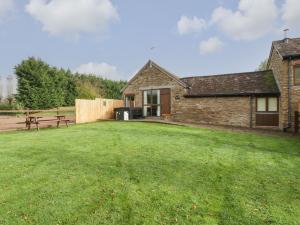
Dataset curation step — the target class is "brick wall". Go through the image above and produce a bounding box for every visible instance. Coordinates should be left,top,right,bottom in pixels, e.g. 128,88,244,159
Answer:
122,63,186,113
291,60,300,130
172,96,255,127
123,62,256,128
268,48,288,130
269,48,300,131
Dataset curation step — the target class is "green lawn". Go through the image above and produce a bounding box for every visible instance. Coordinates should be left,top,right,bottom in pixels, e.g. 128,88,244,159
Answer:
0,122,299,225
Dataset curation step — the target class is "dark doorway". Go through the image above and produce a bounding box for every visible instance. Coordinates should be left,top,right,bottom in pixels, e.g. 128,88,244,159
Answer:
125,94,135,108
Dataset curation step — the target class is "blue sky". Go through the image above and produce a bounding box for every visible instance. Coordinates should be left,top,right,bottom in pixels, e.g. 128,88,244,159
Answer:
0,0,300,87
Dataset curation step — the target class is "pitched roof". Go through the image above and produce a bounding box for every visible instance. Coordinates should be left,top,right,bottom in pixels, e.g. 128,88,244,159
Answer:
181,70,280,97
121,60,186,92
273,38,300,59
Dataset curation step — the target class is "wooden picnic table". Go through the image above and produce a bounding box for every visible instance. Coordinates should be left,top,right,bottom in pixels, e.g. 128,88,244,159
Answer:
56,115,66,120
29,116,43,123
26,116,43,129
26,115,70,130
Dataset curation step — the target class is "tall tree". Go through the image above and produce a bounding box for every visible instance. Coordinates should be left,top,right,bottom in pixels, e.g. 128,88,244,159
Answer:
257,59,268,71
15,58,126,109
15,57,77,109
74,74,126,100
99,78,127,99
64,70,77,105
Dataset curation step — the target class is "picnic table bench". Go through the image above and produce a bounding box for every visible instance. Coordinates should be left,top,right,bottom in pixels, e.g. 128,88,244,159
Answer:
26,115,70,130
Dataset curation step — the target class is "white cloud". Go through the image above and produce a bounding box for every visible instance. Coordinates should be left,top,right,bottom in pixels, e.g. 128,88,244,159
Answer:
0,0,14,18
199,37,224,55
211,0,277,40
74,62,123,80
177,16,206,35
25,0,119,37
282,0,300,32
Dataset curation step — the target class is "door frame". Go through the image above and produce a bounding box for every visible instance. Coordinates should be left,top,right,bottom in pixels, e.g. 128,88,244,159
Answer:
142,89,161,117
125,94,135,108
141,88,171,117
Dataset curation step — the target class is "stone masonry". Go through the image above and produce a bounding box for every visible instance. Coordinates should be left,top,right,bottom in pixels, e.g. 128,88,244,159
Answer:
172,96,256,127
122,61,186,114
122,38,300,131
268,48,300,131
122,61,257,128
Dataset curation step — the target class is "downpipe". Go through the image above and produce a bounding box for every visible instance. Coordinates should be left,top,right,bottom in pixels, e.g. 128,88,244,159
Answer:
284,57,292,132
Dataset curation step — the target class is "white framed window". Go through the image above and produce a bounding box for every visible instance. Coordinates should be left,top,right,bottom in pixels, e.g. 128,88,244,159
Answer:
257,98,266,112
143,90,160,117
268,97,278,112
257,97,278,112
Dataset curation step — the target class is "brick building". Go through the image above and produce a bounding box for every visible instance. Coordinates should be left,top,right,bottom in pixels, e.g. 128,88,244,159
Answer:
122,38,300,131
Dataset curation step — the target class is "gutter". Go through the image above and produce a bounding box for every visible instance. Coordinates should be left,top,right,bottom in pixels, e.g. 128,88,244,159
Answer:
184,93,280,98
249,95,253,128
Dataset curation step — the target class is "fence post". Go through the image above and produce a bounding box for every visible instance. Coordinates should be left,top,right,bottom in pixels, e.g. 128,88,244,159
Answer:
25,109,29,129
295,111,299,134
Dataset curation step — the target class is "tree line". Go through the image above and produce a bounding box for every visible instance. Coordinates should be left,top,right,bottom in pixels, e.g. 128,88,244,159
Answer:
15,57,127,109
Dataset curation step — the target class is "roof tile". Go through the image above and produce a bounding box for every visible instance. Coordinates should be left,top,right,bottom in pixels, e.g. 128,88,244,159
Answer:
273,38,300,59
181,70,280,97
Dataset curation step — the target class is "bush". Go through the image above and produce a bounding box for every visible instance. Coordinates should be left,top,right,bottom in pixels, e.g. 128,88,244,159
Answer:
0,102,23,110
0,103,13,110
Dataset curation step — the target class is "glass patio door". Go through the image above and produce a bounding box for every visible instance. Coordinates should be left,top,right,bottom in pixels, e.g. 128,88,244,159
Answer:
143,90,160,117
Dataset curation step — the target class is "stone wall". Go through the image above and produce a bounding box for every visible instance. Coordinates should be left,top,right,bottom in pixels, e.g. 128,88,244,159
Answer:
122,62,186,113
123,60,288,129
123,61,257,128
269,48,300,131
291,60,300,130
268,48,288,130
172,96,255,127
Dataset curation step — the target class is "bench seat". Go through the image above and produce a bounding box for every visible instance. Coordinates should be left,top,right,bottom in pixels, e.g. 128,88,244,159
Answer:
26,118,70,130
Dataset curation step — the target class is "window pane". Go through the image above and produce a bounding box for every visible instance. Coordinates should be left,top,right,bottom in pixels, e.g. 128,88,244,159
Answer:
268,97,278,112
152,90,158,104
151,105,158,116
147,90,152,104
257,98,266,111
143,106,149,116
144,90,160,105
295,67,300,85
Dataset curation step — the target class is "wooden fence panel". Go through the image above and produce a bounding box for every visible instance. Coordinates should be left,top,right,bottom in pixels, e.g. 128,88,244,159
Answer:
75,98,124,124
